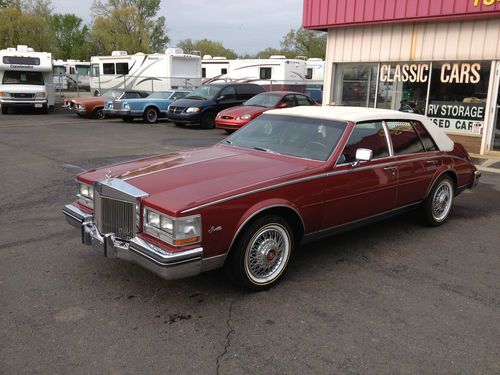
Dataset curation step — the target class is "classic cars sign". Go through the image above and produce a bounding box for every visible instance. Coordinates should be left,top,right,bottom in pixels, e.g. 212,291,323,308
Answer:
427,101,485,135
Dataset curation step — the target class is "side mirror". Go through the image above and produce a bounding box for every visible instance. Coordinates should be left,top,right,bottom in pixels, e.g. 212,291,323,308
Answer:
277,102,288,108
352,148,373,167
216,95,226,101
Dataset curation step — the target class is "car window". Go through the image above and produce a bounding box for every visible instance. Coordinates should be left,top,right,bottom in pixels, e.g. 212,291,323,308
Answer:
124,92,142,99
171,91,189,100
412,121,438,151
295,95,313,106
225,114,346,161
280,95,296,108
339,121,390,164
220,86,236,100
386,121,426,155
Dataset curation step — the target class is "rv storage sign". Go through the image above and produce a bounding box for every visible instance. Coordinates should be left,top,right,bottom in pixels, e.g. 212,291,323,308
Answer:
427,101,485,135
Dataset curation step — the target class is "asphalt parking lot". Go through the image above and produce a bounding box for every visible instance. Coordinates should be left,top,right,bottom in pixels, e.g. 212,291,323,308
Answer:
1,106,499,375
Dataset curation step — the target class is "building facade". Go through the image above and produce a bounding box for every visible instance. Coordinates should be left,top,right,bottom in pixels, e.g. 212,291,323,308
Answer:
303,0,500,154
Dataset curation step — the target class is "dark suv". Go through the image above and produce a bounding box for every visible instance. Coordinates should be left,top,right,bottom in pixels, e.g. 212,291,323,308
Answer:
166,83,265,128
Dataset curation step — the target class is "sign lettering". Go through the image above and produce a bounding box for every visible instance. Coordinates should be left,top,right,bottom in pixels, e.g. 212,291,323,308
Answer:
474,0,500,7
428,101,485,135
380,63,481,84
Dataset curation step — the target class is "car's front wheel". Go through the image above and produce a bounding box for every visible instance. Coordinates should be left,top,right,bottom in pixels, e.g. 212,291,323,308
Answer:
226,215,294,291
143,107,159,124
92,108,105,119
423,175,454,226
200,110,216,129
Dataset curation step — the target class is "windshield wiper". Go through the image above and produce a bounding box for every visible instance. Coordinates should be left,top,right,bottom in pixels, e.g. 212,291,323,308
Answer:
253,146,280,155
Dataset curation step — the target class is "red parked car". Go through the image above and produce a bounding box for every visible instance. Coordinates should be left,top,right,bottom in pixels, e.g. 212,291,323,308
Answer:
63,107,480,291
215,91,317,133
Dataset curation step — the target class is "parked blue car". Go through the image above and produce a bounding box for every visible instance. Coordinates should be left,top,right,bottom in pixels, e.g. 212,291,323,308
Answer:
104,90,191,123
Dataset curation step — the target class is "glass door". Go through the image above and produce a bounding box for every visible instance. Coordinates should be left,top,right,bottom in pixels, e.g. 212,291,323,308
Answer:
492,74,500,151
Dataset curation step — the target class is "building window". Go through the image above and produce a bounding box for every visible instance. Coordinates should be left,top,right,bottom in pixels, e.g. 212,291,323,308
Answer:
260,67,272,80
427,62,490,135
333,64,377,107
376,63,429,114
103,63,115,75
116,62,129,75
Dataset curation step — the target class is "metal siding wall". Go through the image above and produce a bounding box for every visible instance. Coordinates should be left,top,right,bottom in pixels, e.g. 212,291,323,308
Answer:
325,19,500,63
303,0,500,28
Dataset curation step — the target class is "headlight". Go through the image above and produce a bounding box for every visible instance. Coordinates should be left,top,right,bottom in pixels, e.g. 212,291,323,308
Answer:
240,114,251,120
0,91,10,98
123,103,130,110
77,181,94,208
186,107,200,113
107,103,113,109
78,104,86,110
143,207,201,246
35,92,47,98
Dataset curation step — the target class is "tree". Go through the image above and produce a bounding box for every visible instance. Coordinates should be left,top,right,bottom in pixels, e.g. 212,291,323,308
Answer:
280,27,326,59
176,38,237,59
91,0,169,53
0,7,51,50
48,13,91,60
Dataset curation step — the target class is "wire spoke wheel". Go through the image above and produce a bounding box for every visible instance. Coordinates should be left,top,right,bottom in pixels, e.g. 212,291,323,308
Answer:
244,223,290,285
431,180,453,222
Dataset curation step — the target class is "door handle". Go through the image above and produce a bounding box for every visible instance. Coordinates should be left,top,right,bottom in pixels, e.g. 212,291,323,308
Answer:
426,160,438,165
383,166,398,171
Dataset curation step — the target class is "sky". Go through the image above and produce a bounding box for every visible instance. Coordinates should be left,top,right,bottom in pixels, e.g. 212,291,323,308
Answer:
50,0,305,55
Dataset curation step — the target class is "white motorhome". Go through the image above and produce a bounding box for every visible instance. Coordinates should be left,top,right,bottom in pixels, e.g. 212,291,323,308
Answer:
65,60,91,90
90,48,202,96
0,45,54,114
201,55,232,83
305,58,325,103
53,59,68,90
214,56,308,92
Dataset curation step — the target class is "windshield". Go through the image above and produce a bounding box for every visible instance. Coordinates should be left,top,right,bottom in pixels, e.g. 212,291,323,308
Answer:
244,93,282,108
76,65,90,75
102,90,123,98
147,91,173,99
2,71,44,85
224,114,346,161
186,85,221,100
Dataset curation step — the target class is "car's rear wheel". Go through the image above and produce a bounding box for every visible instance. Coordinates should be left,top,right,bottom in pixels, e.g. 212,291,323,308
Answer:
225,215,294,291
143,107,159,123
200,110,216,129
92,108,105,119
423,176,454,226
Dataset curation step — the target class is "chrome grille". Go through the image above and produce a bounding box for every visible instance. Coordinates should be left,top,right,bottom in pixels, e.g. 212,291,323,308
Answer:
96,195,135,240
168,106,186,114
113,101,123,110
12,93,35,99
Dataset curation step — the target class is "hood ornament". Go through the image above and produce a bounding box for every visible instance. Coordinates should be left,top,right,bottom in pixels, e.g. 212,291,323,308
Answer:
105,169,112,182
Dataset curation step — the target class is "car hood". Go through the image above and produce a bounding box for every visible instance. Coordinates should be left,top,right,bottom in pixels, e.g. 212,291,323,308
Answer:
66,96,110,104
1,84,47,93
115,98,168,104
78,145,321,215
170,97,212,107
218,105,269,117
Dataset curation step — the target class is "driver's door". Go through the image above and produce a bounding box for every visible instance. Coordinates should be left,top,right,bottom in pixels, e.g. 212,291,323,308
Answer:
321,121,398,228
217,86,240,110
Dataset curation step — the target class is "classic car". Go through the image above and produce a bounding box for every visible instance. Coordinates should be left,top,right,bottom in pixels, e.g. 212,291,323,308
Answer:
166,83,265,128
63,90,149,119
103,90,191,124
215,91,317,133
63,107,480,291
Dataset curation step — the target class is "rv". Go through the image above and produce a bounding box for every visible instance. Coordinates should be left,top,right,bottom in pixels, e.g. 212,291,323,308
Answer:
201,55,232,83
53,59,68,90
90,48,202,96
305,58,325,103
212,56,308,92
0,45,54,114
65,60,91,90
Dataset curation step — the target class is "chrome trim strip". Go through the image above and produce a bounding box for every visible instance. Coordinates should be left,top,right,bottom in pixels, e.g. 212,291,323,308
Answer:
382,120,394,156
122,153,239,181
95,177,148,199
227,204,306,254
181,173,328,213
129,237,203,266
303,201,421,240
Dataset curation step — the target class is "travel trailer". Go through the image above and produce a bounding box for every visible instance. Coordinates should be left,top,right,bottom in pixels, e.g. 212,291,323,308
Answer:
65,60,91,90
305,58,325,103
53,59,68,90
90,48,202,96
201,55,232,82
0,45,54,114
210,56,308,92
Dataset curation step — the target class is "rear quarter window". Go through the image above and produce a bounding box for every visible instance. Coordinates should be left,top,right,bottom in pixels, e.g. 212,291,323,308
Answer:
412,121,438,151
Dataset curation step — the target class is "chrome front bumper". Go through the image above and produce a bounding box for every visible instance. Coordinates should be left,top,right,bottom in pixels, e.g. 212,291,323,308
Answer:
472,170,481,188
63,203,203,280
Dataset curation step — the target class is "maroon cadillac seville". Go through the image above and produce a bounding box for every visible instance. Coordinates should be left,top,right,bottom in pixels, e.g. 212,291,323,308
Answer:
63,106,480,291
